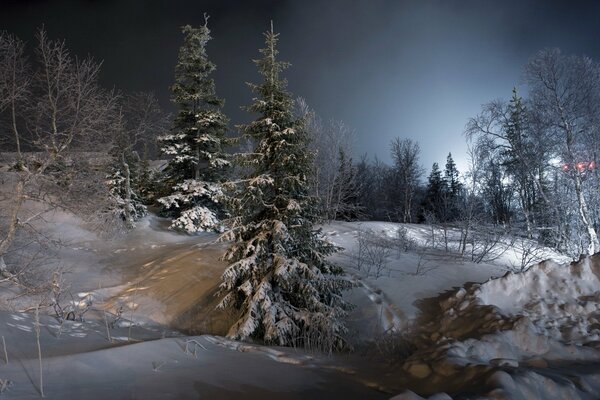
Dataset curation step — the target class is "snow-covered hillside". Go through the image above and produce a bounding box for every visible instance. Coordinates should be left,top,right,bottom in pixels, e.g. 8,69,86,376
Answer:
0,212,598,399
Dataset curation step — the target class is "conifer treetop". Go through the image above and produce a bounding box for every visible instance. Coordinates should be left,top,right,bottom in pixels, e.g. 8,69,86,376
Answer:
172,14,223,111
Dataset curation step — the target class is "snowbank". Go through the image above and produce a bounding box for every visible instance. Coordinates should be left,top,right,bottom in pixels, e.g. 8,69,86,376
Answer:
391,254,600,399
475,255,600,344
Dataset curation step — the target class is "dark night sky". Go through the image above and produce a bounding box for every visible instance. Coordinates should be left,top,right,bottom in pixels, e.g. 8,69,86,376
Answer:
2,0,600,171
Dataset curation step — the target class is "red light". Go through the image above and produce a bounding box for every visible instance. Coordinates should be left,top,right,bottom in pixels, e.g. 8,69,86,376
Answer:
561,161,596,173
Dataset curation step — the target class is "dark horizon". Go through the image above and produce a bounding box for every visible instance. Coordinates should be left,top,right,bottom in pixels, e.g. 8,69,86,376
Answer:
3,0,600,171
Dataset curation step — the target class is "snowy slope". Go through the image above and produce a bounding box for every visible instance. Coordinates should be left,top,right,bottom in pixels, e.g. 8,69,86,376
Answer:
2,207,599,399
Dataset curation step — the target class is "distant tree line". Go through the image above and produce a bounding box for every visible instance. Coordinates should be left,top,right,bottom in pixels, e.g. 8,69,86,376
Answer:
327,49,600,258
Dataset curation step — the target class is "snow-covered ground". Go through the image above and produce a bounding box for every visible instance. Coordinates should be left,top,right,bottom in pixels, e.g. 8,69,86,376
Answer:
0,209,598,399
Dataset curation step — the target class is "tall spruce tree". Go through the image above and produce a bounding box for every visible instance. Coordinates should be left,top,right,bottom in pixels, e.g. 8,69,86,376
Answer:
107,115,147,230
422,162,447,221
218,23,351,349
444,153,462,197
158,15,230,233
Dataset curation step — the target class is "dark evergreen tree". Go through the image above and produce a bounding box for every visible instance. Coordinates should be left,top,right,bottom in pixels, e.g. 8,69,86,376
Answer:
158,15,230,233
107,118,147,229
444,153,462,197
218,24,351,349
444,152,463,218
482,159,513,224
422,162,447,221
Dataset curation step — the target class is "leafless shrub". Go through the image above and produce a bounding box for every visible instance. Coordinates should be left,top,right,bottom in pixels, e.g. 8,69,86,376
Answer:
110,306,124,329
0,28,120,286
355,229,391,278
152,361,166,372
98,283,112,343
292,321,348,355
50,270,67,322
48,269,91,324
184,339,207,358
468,225,513,263
423,211,438,248
413,244,436,276
0,379,12,394
371,326,416,364
394,226,415,256
509,237,547,272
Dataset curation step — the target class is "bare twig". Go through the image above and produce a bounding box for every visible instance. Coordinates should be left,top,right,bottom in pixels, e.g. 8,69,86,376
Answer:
34,306,43,398
128,284,139,342
99,282,112,343
2,336,7,364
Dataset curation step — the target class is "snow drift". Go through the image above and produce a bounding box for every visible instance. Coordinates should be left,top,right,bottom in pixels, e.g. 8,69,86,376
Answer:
392,254,600,400
475,254,600,344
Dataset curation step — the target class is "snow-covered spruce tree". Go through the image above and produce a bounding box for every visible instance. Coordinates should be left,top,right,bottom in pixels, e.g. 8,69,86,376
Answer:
106,117,148,230
106,167,147,230
158,15,230,233
218,24,352,350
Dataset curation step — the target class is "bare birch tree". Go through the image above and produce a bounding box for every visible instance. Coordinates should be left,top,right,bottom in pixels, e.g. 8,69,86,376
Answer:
390,138,422,223
0,32,31,165
295,97,358,220
526,49,600,254
0,28,118,281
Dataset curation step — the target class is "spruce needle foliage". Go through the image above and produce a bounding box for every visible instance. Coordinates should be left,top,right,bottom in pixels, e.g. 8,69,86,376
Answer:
158,14,231,233
218,23,352,350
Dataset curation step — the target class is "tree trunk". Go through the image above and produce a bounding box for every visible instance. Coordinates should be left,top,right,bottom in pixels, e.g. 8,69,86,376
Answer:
11,101,21,164
403,186,412,223
521,199,533,239
574,173,599,254
195,143,201,180
0,178,25,278
121,154,134,229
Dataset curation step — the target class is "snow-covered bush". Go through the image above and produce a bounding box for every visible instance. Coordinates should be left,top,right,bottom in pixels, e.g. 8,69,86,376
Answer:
106,169,147,227
158,179,224,233
394,226,415,255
